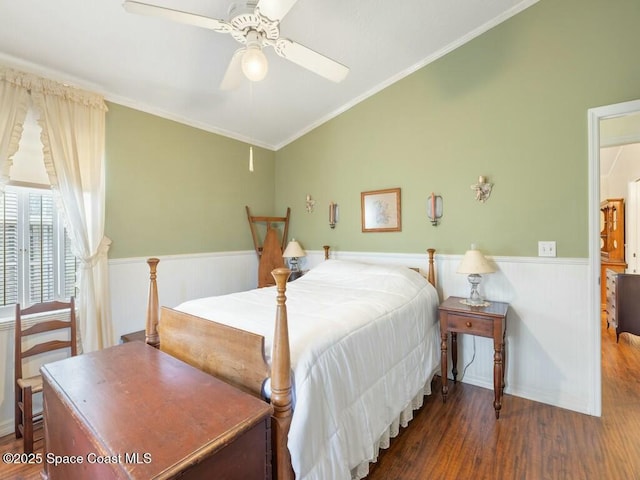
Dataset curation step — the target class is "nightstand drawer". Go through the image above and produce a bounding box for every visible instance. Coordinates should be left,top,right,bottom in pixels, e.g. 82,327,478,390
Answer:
445,314,493,336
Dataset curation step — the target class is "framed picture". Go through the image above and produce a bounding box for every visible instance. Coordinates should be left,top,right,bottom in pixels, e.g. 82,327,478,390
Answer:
361,187,401,232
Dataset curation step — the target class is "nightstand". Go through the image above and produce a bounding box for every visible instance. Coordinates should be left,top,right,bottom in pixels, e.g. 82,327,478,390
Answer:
439,296,509,419
120,329,146,343
121,329,160,349
288,270,305,281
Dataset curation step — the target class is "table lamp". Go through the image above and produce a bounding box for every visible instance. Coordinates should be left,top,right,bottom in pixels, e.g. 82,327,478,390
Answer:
456,246,495,306
283,239,306,272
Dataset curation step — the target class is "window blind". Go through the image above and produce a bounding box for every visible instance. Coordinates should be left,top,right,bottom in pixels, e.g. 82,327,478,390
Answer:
0,187,77,306
29,193,55,303
0,191,19,305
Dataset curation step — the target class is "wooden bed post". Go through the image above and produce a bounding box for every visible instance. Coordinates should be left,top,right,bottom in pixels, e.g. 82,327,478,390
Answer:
146,258,160,347
323,245,330,260
426,248,436,287
270,267,294,480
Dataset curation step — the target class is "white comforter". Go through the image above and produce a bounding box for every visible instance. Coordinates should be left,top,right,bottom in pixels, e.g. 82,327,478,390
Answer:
176,259,440,480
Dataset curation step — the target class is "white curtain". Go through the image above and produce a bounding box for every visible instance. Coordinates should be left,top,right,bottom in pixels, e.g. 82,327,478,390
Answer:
0,68,30,187
0,66,112,352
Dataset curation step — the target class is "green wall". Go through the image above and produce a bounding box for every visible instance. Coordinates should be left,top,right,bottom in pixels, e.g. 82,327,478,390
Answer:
104,0,640,260
105,103,276,258
275,0,640,257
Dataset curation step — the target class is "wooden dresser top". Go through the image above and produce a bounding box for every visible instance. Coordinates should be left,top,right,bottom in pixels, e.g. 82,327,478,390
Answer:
41,341,272,479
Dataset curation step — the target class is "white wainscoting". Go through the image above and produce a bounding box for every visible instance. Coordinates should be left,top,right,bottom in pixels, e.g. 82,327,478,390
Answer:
437,254,592,414
0,249,593,437
108,250,260,343
318,250,593,415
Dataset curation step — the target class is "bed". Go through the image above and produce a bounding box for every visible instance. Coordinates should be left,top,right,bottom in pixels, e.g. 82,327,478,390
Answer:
144,248,440,480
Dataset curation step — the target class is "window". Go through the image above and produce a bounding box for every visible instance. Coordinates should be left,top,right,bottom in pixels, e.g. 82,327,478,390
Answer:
0,185,77,306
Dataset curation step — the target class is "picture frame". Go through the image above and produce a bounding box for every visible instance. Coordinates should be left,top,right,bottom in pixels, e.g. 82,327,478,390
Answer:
361,187,401,232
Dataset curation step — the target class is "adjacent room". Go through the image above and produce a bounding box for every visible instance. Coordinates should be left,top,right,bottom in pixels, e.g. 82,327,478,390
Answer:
1,0,640,478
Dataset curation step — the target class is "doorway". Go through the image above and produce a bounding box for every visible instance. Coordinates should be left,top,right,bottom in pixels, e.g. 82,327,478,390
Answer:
588,98,640,417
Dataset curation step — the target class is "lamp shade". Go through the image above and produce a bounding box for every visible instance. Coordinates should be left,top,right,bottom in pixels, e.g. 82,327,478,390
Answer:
283,239,306,258
456,249,495,274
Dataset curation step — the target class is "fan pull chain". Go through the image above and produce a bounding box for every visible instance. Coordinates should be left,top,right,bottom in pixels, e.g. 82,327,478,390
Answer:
249,81,255,172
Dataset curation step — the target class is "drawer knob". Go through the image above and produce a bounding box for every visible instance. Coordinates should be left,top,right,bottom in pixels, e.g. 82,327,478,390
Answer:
466,321,472,328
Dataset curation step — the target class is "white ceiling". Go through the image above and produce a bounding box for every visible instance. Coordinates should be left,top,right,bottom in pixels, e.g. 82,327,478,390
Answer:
0,0,537,150
600,112,640,177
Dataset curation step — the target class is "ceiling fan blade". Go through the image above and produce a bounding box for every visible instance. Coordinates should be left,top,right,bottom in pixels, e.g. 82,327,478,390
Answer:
220,49,245,91
122,1,232,33
274,39,349,83
256,0,299,21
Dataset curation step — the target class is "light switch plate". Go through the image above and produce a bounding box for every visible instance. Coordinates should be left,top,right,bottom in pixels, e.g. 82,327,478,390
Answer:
538,241,556,257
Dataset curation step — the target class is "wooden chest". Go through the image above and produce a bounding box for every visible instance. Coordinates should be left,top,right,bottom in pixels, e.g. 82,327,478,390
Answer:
41,341,272,479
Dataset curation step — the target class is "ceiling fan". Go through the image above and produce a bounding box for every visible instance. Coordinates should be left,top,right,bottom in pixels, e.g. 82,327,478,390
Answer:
122,0,350,89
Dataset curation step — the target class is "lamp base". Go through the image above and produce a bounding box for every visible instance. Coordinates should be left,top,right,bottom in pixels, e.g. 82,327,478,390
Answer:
462,273,490,307
288,257,300,273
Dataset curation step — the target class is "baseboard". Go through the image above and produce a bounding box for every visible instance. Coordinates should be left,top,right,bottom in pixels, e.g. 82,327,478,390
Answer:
460,373,590,415
0,418,14,438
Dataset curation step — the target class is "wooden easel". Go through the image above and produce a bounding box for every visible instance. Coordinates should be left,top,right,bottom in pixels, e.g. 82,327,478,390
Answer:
246,206,291,287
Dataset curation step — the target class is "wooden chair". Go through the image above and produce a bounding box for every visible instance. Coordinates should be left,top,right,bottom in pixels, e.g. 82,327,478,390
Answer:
14,298,77,453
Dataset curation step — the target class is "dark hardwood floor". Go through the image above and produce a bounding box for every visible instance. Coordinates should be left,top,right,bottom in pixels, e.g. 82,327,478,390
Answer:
2,317,639,479
366,317,640,480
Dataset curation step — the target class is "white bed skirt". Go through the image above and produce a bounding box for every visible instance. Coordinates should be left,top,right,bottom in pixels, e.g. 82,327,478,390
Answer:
351,370,438,480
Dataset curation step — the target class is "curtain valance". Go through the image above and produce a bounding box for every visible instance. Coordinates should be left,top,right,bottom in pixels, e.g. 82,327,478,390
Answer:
0,64,112,352
0,66,107,111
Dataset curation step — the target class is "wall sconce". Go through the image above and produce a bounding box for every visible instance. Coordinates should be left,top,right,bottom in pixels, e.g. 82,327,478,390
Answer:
305,194,315,213
427,192,443,226
329,202,338,229
471,175,493,203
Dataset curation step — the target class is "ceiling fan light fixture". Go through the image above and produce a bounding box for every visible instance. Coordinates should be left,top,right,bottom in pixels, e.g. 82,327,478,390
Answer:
124,0,350,87
242,45,268,82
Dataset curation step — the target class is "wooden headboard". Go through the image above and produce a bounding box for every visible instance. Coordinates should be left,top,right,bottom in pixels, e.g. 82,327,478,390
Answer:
322,246,436,287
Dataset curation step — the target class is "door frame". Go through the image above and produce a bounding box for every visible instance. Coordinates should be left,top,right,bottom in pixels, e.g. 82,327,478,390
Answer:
588,98,640,417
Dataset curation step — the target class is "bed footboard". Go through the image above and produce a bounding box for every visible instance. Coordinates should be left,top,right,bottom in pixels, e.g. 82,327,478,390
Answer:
148,263,294,480
159,307,270,397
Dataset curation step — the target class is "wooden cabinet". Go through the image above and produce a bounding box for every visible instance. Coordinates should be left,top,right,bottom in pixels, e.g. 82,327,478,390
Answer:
41,341,273,480
601,198,625,261
601,198,626,309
